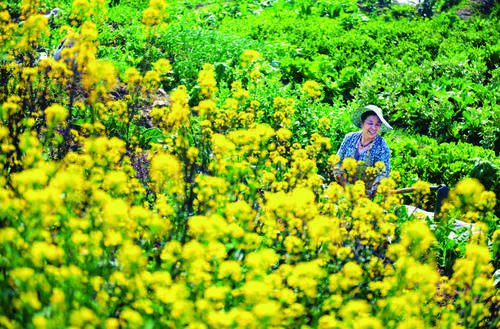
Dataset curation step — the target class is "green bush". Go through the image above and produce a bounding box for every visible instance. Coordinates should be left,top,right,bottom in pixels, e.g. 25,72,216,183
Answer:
352,51,499,151
388,131,500,215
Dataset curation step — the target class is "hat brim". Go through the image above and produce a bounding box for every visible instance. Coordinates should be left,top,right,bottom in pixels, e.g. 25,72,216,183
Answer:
352,105,392,132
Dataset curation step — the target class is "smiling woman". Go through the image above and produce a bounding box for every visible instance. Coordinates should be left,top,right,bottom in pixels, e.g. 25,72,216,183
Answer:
337,105,392,178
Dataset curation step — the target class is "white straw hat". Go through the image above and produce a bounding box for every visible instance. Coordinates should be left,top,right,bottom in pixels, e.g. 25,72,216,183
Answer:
352,105,392,132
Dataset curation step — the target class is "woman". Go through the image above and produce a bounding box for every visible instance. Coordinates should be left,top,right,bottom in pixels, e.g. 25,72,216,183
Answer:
337,105,392,178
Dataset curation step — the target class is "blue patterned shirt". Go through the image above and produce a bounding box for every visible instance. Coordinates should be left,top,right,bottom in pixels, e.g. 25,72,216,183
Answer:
337,131,391,177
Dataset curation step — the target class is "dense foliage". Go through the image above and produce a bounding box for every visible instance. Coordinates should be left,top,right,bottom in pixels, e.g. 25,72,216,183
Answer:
0,0,499,328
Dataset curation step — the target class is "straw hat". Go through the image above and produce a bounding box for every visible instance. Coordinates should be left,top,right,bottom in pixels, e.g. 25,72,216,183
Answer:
352,105,392,132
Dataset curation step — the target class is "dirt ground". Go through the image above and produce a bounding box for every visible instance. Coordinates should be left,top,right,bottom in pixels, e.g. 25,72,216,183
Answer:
455,0,496,19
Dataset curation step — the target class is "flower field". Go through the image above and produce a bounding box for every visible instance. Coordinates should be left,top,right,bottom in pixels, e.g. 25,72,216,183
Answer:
0,0,499,328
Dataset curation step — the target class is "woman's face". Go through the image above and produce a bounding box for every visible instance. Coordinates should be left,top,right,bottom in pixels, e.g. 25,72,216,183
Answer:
361,114,382,141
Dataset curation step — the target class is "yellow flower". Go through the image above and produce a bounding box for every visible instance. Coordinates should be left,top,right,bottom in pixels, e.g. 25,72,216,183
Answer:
478,190,496,211
327,154,341,168
120,308,144,329
69,307,97,327
250,100,260,110
343,262,363,281
185,259,212,286
253,300,281,322
153,58,172,75
318,315,342,329
50,288,65,306
198,63,218,99
388,221,435,261
149,152,184,195
207,310,233,327
117,241,147,274
325,182,344,204
451,244,493,286
182,240,207,262
142,0,168,27
308,215,342,246
322,295,343,312
241,49,260,64
245,248,279,275
413,180,430,194
221,100,237,115
218,260,243,281
70,0,93,22
80,20,99,40
159,240,182,267
302,80,322,98
11,166,50,193
338,300,371,321
377,177,397,195
276,128,292,142
250,68,261,81
103,198,128,228
318,117,331,131
229,308,256,328
341,157,358,176
284,235,304,254
142,70,161,93
195,99,217,117
212,133,236,156
84,60,118,103
448,178,495,213
19,291,41,310
32,316,47,328
389,170,401,183
353,316,384,329
10,267,35,282
45,104,68,127
102,170,128,195
273,96,286,109
287,260,326,298
205,285,230,301
193,175,229,213
124,67,141,86
104,229,122,247
19,14,49,52
241,280,272,303
30,241,64,267
374,161,386,175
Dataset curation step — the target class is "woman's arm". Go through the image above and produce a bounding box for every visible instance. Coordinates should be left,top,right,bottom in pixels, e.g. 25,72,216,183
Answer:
337,132,356,161
374,138,391,177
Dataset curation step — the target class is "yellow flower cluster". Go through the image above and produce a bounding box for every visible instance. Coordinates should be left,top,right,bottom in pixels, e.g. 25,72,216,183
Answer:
0,9,16,47
44,103,68,128
142,0,168,28
20,0,42,20
153,58,173,76
272,96,295,128
318,117,331,132
149,152,184,197
198,63,219,99
19,15,49,52
448,178,496,214
302,80,322,99
240,49,260,68
70,0,107,24
85,60,118,104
